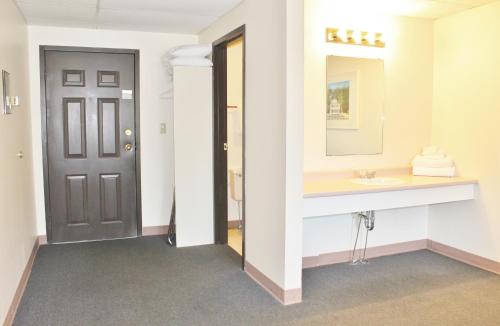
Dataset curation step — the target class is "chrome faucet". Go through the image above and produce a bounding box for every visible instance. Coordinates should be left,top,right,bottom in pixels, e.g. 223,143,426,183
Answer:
357,170,377,179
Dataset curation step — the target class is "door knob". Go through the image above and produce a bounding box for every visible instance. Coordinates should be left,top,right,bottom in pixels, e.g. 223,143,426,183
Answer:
124,143,134,152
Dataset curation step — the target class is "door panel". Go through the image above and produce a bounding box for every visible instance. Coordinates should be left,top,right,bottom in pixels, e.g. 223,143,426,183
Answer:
63,98,87,158
65,175,88,225
44,50,138,243
98,98,120,157
99,173,122,222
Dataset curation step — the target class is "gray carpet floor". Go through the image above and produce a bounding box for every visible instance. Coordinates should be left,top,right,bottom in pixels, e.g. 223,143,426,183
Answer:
14,236,500,326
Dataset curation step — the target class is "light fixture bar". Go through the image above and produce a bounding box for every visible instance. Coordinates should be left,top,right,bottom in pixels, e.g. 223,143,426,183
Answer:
326,28,385,48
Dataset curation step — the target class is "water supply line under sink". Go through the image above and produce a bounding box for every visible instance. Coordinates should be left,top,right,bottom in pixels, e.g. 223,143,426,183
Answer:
351,211,376,265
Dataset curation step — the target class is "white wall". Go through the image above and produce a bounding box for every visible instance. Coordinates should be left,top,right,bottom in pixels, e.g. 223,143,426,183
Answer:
304,0,434,172
302,0,434,257
429,2,500,262
284,0,304,292
199,0,303,292
0,0,37,322
27,26,197,235
304,207,428,257
227,38,243,172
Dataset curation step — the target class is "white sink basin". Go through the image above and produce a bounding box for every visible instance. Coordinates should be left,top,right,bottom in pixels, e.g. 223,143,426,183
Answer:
351,177,404,186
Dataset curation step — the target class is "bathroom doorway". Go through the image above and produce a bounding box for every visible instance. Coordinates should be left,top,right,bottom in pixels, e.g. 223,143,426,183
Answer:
213,26,245,265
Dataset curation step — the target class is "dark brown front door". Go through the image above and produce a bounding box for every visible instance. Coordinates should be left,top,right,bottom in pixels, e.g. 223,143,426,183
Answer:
43,49,139,243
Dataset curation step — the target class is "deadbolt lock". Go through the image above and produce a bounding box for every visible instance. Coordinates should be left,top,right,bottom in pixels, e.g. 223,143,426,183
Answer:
124,143,134,152
124,128,132,136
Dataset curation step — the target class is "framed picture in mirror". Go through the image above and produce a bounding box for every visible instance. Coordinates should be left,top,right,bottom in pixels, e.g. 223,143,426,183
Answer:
326,70,359,129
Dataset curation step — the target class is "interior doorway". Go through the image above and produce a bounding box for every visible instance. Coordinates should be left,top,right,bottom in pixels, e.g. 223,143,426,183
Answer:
226,37,244,256
213,26,245,264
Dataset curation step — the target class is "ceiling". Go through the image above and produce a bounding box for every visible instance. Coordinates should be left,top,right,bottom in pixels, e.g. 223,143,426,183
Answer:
14,0,243,34
350,0,499,19
14,0,499,33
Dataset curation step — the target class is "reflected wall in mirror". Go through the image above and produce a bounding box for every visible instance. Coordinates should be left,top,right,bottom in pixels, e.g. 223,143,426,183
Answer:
2,70,12,115
326,56,384,156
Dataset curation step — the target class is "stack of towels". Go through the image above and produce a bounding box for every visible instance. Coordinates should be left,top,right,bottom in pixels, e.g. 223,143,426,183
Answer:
165,44,212,72
161,44,213,99
412,146,456,177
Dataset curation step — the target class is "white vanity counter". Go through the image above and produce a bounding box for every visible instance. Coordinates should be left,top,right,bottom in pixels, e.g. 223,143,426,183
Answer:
303,174,477,218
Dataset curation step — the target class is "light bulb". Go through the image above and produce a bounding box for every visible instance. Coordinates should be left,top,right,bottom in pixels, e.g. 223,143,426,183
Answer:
351,31,361,43
375,33,384,46
337,29,347,42
364,32,375,45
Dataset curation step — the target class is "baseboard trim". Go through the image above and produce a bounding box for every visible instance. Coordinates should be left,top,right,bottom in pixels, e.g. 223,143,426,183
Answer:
3,238,40,326
303,239,429,269
38,235,47,245
428,240,500,275
303,239,500,275
228,220,241,229
142,225,169,236
36,227,171,242
245,261,302,305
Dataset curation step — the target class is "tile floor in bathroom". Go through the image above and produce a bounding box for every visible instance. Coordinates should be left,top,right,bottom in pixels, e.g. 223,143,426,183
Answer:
228,228,242,255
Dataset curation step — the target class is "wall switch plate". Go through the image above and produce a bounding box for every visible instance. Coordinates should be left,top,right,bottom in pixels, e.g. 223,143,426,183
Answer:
160,123,167,134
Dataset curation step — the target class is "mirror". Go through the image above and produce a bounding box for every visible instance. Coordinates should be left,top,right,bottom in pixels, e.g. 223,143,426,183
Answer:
326,56,384,156
2,70,12,115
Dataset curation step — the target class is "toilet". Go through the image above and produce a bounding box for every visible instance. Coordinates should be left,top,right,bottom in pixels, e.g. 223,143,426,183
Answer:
229,168,243,228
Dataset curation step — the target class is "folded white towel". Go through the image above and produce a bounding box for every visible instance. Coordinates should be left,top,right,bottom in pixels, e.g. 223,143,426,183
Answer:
422,146,445,156
167,44,212,58
412,166,456,177
412,155,454,168
165,57,213,76
168,57,213,67
422,153,446,159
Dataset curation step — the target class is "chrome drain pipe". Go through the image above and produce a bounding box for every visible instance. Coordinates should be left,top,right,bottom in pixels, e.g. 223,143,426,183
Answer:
351,211,376,265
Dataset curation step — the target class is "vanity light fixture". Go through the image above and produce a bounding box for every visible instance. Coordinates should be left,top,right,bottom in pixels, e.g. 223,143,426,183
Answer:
326,28,385,48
